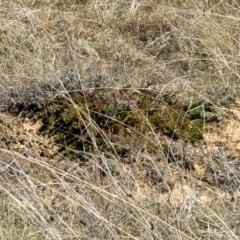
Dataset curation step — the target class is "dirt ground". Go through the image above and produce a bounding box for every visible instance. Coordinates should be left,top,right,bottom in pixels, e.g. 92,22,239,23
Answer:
0,104,240,209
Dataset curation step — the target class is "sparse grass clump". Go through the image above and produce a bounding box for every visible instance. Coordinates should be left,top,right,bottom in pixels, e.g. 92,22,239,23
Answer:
0,0,240,239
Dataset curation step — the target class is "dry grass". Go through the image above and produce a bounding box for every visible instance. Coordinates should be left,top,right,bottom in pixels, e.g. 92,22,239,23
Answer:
0,0,240,239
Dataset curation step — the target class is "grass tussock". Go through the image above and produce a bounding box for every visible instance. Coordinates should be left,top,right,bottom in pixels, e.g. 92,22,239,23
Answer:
0,0,240,239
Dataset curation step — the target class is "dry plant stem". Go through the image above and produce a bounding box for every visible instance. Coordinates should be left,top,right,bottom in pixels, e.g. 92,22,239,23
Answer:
0,148,196,240
1,1,240,239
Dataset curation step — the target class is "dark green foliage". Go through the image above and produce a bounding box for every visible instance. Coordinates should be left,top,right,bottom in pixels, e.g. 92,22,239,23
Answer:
13,90,217,159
